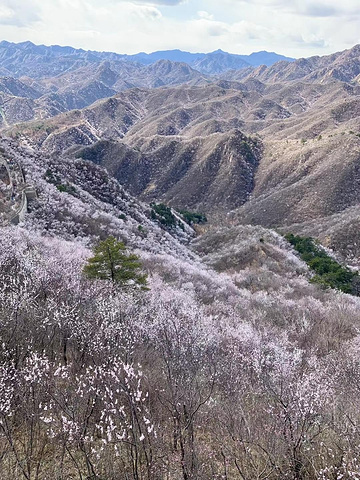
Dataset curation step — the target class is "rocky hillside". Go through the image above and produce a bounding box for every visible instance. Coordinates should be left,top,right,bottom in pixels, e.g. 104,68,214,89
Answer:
6,84,265,212
3,42,360,262
223,44,360,84
77,131,261,212
0,60,208,126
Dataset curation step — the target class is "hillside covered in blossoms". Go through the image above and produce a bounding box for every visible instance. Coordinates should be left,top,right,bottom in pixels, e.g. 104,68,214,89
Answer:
0,132,360,480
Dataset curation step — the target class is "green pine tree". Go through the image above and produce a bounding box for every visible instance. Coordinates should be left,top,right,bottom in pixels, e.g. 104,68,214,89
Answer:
83,236,148,289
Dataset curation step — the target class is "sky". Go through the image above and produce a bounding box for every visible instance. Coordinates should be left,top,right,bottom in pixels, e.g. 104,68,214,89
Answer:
0,0,359,58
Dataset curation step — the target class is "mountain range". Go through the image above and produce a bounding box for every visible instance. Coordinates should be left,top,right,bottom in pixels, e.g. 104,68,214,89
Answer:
2,40,360,264
0,42,291,132
0,41,294,122
0,40,294,77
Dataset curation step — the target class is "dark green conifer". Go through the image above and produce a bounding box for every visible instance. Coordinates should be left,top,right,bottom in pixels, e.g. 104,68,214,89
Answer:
84,236,148,288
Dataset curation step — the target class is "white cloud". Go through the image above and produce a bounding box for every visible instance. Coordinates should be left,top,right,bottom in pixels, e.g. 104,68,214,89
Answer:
298,4,338,17
198,11,214,21
134,5,162,19
135,0,184,4
237,0,360,17
0,6,14,21
0,0,40,26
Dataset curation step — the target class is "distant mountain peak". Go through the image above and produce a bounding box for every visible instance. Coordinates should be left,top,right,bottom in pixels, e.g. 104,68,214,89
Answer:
17,41,35,48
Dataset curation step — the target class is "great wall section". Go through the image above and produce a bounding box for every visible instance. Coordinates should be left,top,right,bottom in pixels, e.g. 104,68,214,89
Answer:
0,155,36,226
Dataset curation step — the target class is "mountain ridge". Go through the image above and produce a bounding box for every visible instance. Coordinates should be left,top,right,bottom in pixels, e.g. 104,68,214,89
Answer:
0,40,294,77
